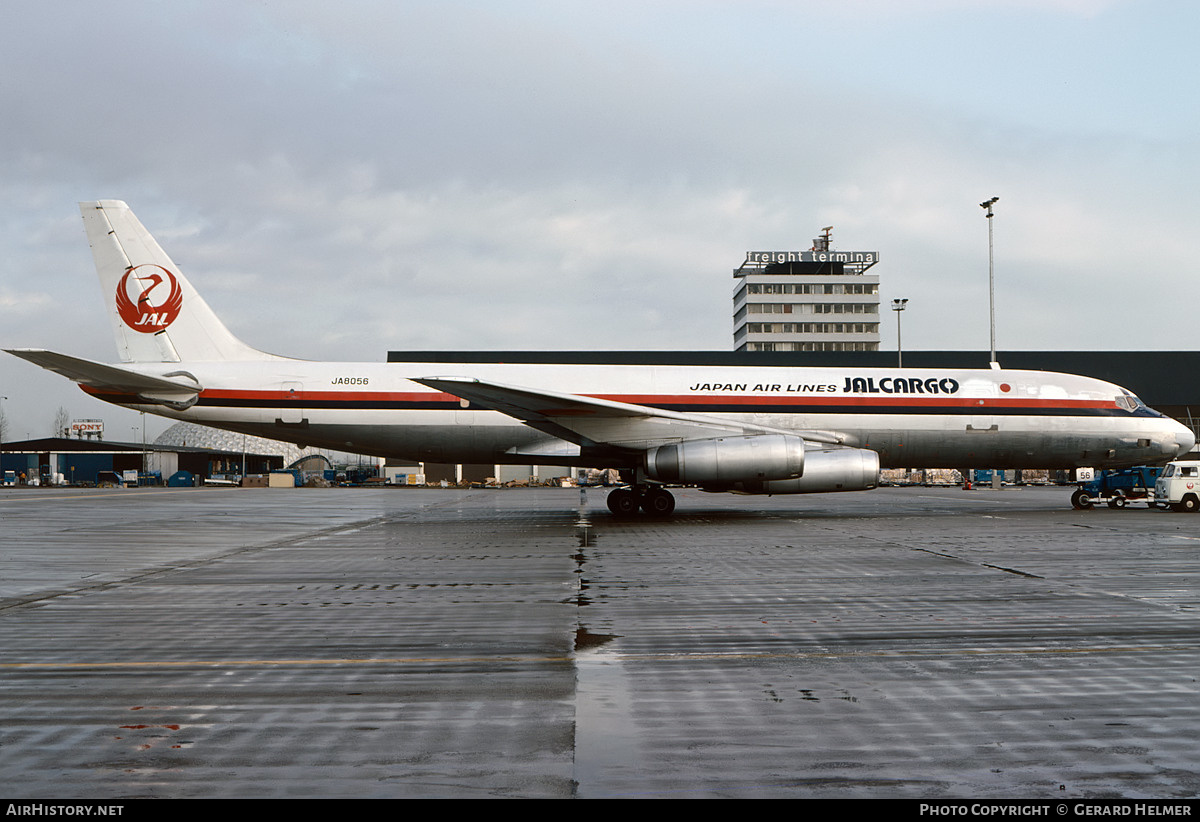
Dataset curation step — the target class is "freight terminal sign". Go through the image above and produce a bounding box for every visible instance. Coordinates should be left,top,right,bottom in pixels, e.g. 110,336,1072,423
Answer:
743,251,879,265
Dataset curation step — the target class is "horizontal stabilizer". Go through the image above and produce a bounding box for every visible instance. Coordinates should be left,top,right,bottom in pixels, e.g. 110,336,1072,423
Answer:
413,376,843,450
5,348,202,409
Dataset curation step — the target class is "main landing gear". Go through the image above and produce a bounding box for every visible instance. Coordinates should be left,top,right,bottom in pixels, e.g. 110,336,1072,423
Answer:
606,485,676,516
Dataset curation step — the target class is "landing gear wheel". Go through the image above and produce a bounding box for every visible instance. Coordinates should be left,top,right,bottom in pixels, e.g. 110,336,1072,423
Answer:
606,488,640,517
640,487,676,516
1071,489,1094,510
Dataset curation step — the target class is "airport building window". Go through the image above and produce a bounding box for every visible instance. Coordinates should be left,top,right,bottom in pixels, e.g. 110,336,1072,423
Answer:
746,322,879,335
746,282,878,296
744,341,877,352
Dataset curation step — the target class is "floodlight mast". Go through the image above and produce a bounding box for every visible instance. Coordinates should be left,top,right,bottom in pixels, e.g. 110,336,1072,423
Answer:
891,298,907,367
980,197,999,368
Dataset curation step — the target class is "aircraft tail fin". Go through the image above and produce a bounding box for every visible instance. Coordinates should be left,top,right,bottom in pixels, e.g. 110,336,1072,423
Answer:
81,200,281,363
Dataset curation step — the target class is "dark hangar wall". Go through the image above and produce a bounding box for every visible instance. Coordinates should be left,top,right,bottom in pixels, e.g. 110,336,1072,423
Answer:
388,350,1200,409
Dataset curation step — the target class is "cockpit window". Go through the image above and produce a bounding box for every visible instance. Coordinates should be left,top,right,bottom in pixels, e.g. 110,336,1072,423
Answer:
1115,392,1147,413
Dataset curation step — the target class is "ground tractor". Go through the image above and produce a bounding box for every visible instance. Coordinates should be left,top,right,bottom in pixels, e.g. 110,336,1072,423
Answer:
1070,466,1162,510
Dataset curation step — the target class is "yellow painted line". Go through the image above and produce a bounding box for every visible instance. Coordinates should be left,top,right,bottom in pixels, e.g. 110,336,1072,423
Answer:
0,656,574,670
585,645,1200,661
3,644,1197,671
0,488,241,502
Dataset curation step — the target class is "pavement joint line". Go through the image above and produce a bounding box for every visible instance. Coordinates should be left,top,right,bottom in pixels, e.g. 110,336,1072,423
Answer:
0,514,395,613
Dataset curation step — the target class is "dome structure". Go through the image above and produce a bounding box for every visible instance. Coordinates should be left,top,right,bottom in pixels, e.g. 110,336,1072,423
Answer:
153,422,314,465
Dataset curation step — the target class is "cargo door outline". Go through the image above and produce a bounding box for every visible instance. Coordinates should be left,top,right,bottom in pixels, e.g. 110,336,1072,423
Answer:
276,381,308,427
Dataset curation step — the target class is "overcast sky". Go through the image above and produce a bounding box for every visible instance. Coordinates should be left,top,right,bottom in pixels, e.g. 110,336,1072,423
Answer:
1,0,1197,440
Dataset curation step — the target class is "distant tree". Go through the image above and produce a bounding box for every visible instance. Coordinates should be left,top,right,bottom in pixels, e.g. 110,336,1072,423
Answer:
52,406,70,439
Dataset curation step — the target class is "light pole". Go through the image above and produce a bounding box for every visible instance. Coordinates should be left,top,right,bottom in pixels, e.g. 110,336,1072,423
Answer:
980,196,999,367
891,299,908,367
131,415,146,484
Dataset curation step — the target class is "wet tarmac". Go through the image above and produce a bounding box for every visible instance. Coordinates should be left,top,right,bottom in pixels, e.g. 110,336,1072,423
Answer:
1,484,1198,799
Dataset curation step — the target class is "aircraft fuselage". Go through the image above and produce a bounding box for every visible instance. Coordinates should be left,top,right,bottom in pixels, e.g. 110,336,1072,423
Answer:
82,359,1188,470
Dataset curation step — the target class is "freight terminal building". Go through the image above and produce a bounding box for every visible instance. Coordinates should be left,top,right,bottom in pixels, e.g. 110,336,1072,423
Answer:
733,242,881,352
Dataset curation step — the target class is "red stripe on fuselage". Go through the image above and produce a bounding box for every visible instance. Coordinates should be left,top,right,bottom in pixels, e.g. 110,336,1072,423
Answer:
199,389,448,403
180,388,1113,411
602,394,1113,410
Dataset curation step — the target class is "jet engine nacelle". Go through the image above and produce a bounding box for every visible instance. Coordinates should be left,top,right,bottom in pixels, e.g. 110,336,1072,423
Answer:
713,447,880,494
643,434,806,484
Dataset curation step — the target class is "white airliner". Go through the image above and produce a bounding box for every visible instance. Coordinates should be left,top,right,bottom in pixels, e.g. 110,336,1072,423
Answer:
6,201,1195,514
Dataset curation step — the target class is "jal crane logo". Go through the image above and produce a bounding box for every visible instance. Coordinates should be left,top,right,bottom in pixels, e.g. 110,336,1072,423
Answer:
115,265,183,333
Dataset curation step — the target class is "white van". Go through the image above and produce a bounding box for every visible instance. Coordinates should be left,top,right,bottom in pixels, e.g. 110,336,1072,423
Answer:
1154,460,1200,512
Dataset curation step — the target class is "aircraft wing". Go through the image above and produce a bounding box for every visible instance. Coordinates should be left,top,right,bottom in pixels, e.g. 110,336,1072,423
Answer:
413,376,844,451
5,349,202,409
